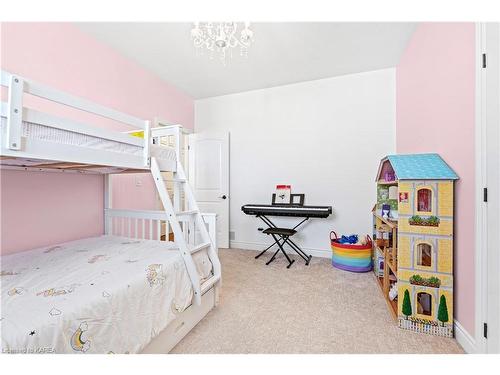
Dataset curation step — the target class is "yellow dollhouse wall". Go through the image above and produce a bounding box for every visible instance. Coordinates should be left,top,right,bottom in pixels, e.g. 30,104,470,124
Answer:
398,182,413,215
438,181,454,216
398,238,453,276
397,180,454,217
398,236,411,268
396,179,454,336
397,284,454,322
437,239,453,273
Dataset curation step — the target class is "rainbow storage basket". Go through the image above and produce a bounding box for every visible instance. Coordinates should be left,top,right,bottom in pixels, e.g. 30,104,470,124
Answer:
330,231,373,272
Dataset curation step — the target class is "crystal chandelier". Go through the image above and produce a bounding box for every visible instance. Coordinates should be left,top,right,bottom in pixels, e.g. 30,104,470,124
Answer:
191,22,254,64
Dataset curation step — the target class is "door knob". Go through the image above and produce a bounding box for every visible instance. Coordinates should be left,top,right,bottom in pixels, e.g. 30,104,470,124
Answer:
220,195,227,200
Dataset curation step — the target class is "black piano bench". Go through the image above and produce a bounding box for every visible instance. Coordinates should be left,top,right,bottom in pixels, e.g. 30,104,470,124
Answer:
257,227,311,269
262,227,297,236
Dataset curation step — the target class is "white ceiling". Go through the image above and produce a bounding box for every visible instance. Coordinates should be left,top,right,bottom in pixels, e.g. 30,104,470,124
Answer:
76,22,417,99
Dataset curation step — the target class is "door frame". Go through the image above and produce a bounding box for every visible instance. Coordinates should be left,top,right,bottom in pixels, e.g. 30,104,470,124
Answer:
475,22,500,354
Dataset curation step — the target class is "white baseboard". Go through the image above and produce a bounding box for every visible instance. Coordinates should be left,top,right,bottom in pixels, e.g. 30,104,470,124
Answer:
229,240,331,259
454,321,477,354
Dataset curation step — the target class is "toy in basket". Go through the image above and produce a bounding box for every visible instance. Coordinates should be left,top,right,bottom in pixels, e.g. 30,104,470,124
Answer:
330,231,373,272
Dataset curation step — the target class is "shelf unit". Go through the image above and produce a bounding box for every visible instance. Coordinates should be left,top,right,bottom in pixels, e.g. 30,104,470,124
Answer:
373,210,398,320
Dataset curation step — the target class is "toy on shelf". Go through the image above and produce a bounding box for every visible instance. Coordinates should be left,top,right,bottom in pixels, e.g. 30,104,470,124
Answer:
381,204,391,220
384,170,395,182
373,153,458,338
389,282,398,301
330,231,372,273
374,247,384,277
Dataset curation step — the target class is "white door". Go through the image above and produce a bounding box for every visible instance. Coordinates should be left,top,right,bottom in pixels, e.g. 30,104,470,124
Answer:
485,22,500,354
188,132,229,248
477,22,500,354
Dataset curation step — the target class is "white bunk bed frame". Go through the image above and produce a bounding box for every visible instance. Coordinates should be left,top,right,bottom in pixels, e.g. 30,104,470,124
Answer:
0,70,221,353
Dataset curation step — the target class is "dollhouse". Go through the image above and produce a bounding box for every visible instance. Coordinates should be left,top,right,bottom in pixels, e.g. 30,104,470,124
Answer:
373,154,458,337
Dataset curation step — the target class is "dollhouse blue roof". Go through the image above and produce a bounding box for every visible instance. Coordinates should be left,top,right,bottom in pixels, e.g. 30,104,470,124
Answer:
384,153,459,180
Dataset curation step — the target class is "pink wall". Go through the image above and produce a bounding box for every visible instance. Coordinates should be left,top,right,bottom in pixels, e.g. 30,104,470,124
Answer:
111,174,160,210
0,171,104,254
1,22,193,254
396,23,476,335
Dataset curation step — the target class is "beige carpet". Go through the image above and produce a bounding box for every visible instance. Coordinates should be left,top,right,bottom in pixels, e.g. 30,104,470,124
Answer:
171,249,464,354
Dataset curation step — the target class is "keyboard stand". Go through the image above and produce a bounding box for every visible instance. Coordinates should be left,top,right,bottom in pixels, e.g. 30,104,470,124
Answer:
254,214,312,268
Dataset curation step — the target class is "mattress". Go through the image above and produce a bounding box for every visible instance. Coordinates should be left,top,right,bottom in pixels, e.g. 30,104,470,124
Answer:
0,235,212,354
0,117,177,170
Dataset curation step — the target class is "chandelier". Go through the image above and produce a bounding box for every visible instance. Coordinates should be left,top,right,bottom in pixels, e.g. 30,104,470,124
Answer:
191,22,254,64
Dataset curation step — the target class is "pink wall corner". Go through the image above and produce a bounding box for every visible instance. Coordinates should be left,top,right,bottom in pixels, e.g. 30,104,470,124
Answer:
396,23,476,335
0,22,194,254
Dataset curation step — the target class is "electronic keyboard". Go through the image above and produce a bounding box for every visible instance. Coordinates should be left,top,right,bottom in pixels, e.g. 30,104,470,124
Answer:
241,204,332,218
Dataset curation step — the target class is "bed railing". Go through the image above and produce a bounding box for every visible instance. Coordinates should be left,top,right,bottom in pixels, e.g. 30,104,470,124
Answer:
1,70,151,168
150,125,190,211
151,125,183,161
104,208,217,253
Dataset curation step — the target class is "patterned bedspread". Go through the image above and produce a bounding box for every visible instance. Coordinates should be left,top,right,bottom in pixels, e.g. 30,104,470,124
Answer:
0,235,212,354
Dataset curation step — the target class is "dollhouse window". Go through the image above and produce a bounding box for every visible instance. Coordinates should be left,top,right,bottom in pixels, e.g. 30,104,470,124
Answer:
417,243,432,267
417,188,432,212
417,292,432,316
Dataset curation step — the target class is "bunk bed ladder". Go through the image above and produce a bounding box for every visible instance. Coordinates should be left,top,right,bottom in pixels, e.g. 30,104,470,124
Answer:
150,157,221,306
173,161,222,296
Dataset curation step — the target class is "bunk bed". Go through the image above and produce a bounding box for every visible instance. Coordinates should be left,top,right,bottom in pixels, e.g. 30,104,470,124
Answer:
0,70,221,354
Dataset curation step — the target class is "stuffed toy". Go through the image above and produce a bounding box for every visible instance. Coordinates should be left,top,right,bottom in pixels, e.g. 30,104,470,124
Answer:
389,282,398,301
356,235,369,246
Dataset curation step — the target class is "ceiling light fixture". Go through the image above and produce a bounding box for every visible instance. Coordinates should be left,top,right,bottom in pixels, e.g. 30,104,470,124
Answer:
191,22,254,65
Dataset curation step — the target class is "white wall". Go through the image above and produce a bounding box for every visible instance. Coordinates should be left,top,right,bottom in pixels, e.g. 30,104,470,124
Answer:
195,68,396,257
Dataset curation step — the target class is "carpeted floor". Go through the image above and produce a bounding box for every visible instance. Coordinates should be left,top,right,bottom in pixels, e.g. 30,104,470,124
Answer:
171,249,464,354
